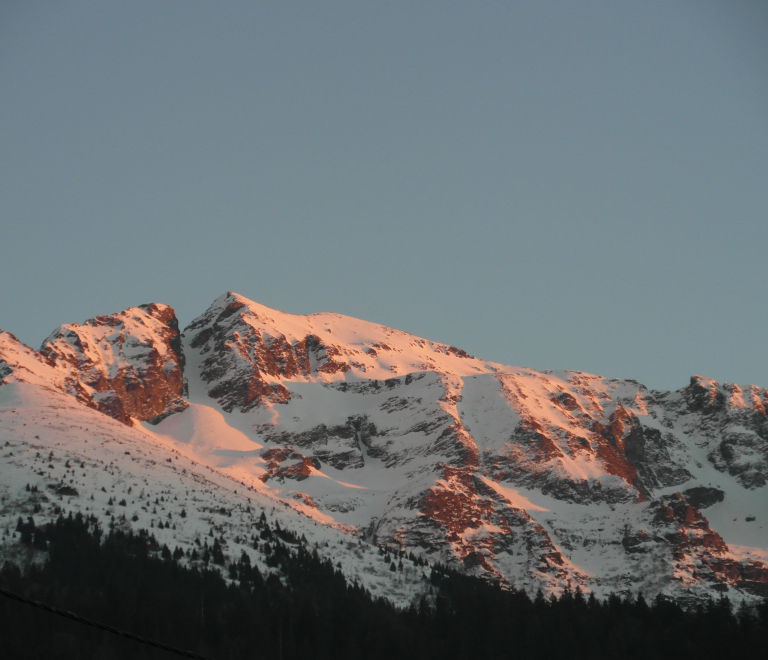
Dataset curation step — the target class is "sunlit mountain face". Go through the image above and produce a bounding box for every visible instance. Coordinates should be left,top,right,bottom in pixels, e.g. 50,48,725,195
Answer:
2,292,767,606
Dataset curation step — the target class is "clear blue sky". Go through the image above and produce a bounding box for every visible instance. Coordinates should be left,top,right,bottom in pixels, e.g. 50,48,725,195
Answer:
2,1,766,391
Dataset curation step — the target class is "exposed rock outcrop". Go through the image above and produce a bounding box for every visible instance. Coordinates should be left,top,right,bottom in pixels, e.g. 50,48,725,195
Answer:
37,303,187,425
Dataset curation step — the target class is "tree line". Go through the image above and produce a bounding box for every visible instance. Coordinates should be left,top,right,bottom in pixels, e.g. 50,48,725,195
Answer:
1,513,767,659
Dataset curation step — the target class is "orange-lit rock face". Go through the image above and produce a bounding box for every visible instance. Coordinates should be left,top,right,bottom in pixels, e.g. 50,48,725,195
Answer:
651,494,729,556
184,296,352,412
412,465,579,587
483,377,643,504
483,373,717,505
672,376,768,489
37,303,187,425
422,467,496,542
259,447,318,483
635,492,768,597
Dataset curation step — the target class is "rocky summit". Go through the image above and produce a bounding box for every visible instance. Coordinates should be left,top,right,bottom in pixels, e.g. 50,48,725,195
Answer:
1,292,767,606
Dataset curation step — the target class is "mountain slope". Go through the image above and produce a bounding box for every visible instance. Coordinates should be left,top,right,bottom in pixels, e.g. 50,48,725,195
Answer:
1,292,767,604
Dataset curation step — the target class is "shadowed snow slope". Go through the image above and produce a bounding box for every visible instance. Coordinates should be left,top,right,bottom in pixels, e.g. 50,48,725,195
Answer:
2,292,768,605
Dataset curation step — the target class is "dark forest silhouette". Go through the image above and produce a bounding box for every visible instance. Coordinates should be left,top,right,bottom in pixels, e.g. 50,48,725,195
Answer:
1,514,767,659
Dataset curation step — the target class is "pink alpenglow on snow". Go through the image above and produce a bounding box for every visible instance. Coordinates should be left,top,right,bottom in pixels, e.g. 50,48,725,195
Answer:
1,292,768,605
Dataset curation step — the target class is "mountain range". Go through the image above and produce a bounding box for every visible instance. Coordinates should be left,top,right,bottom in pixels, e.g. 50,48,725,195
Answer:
1,292,767,606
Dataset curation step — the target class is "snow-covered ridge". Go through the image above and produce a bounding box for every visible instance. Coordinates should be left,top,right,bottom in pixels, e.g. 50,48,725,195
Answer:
2,292,768,604
0,330,65,390
0,382,428,608
182,291,503,409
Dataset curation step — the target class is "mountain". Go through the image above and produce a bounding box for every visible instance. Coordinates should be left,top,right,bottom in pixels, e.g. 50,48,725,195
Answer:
1,292,767,606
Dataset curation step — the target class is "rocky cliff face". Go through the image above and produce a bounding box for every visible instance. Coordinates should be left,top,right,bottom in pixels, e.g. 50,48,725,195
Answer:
2,304,187,425
2,292,767,604
678,377,768,489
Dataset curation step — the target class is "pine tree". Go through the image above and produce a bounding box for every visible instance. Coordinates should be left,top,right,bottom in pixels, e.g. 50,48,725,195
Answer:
211,538,225,565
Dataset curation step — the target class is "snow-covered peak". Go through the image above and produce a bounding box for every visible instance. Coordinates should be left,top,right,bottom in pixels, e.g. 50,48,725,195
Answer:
187,292,503,380
182,292,509,416
38,303,186,425
41,302,179,363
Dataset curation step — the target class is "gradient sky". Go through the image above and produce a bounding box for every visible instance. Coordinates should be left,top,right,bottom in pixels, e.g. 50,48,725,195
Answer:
2,1,767,392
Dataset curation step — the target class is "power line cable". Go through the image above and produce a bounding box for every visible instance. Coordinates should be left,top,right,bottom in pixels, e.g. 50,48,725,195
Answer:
0,585,216,660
